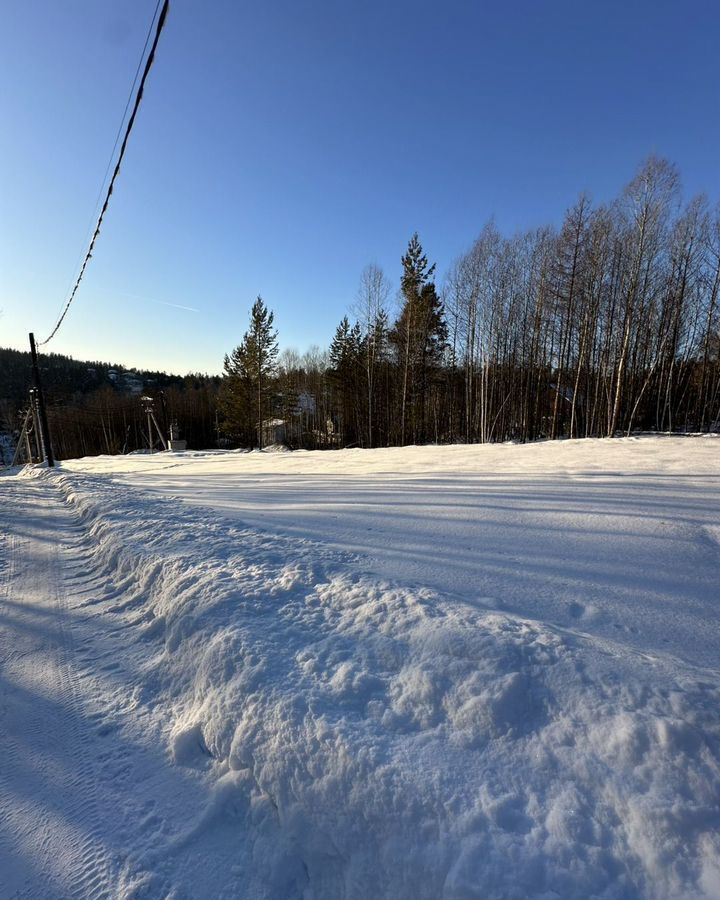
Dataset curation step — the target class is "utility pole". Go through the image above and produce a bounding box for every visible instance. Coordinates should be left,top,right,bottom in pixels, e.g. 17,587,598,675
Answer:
29,333,54,467
146,402,153,452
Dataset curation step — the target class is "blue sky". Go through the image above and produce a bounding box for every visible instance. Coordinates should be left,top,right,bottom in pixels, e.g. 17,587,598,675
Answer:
2,0,718,374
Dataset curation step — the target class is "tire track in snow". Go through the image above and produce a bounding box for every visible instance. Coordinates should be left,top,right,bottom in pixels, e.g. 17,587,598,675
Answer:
48,481,114,900
0,486,60,899
0,527,20,877
0,479,113,899
0,497,56,899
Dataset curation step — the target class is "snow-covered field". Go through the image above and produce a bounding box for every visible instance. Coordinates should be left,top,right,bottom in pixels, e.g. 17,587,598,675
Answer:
1,436,719,899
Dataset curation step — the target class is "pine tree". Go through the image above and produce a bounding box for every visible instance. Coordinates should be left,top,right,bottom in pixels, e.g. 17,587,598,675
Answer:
219,296,279,448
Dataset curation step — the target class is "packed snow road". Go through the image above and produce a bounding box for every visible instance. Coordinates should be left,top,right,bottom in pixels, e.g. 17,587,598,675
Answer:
0,477,214,898
0,477,117,898
1,435,719,899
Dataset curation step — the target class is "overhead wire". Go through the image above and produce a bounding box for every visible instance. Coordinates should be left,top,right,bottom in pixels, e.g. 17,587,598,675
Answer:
51,0,164,327
39,0,170,347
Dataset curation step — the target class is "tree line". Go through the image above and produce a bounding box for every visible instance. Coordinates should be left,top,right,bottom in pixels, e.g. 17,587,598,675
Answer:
3,155,719,461
40,380,220,460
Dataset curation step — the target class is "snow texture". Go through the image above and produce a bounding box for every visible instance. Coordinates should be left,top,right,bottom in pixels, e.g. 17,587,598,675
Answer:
1,436,719,899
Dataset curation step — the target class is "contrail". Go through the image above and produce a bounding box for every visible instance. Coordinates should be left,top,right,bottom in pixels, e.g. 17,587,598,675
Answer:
144,297,200,313
95,286,199,313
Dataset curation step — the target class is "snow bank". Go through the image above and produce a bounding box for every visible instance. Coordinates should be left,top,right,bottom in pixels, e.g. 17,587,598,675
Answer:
37,439,720,899
60,433,720,478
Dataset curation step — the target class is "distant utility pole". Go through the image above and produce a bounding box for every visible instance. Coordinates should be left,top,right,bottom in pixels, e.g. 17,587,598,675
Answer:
140,396,167,453
145,399,153,453
29,333,54,467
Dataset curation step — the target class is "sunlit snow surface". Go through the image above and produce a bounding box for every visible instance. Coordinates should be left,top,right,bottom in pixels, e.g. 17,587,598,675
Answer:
2,436,719,899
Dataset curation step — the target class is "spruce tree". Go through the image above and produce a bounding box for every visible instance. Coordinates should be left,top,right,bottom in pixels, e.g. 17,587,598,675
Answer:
219,296,279,448
390,234,447,443
329,316,362,444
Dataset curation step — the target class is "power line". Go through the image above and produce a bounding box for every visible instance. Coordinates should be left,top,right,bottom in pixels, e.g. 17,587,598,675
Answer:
51,0,164,328
89,0,165,229
39,0,170,347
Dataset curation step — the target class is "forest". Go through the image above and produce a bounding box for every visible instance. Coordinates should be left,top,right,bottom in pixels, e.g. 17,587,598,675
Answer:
3,156,719,461
196,155,720,451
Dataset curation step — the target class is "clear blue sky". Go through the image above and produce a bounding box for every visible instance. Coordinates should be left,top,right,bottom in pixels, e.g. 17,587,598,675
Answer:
2,0,718,374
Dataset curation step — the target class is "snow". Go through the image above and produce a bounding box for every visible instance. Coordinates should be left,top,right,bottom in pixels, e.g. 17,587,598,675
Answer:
1,436,719,899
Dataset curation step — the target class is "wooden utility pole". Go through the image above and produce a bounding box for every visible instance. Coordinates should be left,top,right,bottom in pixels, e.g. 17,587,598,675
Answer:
146,406,153,452
29,333,54,467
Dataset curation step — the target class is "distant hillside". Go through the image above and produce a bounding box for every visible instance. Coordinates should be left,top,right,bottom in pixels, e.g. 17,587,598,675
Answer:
0,347,221,460
0,347,190,409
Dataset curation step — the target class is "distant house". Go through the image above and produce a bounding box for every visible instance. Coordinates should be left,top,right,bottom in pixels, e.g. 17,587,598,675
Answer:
260,418,286,446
